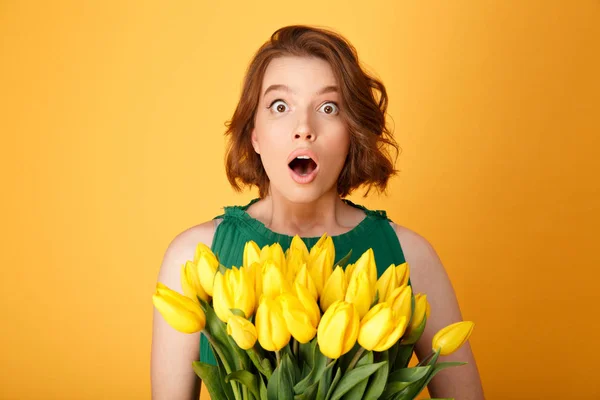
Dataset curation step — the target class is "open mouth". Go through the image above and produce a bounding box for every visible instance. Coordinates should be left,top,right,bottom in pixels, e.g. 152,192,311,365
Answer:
288,155,318,176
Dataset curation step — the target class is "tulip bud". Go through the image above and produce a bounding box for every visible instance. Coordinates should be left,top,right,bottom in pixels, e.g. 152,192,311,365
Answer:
195,244,219,297
388,284,412,322
213,266,255,322
255,297,291,351
345,269,373,319
402,293,430,344
262,260,291,299
294,264,318,300
358,302,408,352
311,233,335,264
260,243,286,270
396,262,410,287
152,282,206,333
243,240,261,269
320,266,347,312
227,315,258,350
376,264,399,303
317,300,359,359
293,282,321,328
288,235,309,262
432,321,475,356
308,245,334,297
280,293,317,343
351,248,378,289
285,247,305,283
181,260,209,303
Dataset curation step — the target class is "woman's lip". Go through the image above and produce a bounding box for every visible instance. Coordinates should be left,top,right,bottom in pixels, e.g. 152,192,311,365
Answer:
289,164,319,184
287,148,319,166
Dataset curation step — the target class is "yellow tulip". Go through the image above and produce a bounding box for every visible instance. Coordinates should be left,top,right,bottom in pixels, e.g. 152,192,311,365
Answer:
227,315,258,350
376,264,399,303
288,235,309,262
280,293,317,343
285,247,305,283
181,260,209,303
246,261,263,310
260,243,286,270
409,294,429,331
388,284,413,322
396,262,410,287
317,300,359,359
262,260,291,299
193,242,214,263
432,321,475,356
152,282,206,333
402,293,430,344
195,244,220,297
243,240,261,269
213,266,255,322
358,302,408,352
293,282,321,328
294,264,318,300
308,235,334,295
350,249,378,289
320,266,347,312
310,233,335,263
255,297,291,351
345,269,373,319
344,263,355,285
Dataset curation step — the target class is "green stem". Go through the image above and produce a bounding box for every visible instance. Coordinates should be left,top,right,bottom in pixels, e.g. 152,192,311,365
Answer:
346,347,366,371
204,331,242,400
417,348,438,367
293,339,299,360
275,350,281,366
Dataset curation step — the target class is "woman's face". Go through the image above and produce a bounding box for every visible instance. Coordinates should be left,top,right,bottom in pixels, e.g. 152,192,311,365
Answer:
251,56,350,203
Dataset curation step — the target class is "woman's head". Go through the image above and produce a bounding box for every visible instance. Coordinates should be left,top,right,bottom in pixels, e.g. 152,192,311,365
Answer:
224,25,398,201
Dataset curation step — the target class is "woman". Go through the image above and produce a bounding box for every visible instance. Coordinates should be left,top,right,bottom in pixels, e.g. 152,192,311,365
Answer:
151,25,485,399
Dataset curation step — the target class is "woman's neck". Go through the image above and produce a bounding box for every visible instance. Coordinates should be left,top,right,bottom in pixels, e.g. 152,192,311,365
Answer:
246,189,366,238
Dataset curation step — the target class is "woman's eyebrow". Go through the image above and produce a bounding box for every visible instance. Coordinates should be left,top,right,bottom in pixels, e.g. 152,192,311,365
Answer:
316,85,338,95
263,84,293,97
262,84,339,97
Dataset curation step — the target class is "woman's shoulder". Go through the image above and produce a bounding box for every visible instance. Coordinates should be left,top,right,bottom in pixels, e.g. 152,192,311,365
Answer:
164,220,221,260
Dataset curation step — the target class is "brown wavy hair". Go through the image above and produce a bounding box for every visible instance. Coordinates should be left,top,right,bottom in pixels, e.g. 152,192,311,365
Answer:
224,25,399,198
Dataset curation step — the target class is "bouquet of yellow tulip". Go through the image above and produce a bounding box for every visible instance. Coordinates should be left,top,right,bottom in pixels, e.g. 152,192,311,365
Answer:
153,234,474,400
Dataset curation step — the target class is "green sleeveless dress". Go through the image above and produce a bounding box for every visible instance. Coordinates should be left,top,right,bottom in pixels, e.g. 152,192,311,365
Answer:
200,197,408,366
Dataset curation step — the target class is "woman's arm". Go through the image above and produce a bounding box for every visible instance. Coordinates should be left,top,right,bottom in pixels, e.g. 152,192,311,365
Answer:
392,223,486,400
151,221,216,400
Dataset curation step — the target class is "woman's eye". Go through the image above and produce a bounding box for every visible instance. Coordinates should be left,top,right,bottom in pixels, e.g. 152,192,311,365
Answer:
268,100,289,113
319,102,339,115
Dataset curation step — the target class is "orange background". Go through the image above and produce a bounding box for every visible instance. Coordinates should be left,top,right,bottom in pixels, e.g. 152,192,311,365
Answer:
1,1,599,399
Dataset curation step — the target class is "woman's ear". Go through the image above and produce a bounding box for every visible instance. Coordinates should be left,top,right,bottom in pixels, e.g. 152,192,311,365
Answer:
251,129,261,154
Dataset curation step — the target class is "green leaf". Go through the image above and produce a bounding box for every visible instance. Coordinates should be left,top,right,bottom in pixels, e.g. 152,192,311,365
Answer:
315,360,336,400
299,339,316,368
259,375,268,400
247,347,273,379
325,367,343,400
329,361,387,400
267,353,295,400
294,343,328,393
392,344,414,372
340,351,373,400
225,370,260,399
199,300,236,372
362,351,388,400
388,366,431,383
230,308,246,318
294,380,319,400
192,361,233,400
336,249,353,268
342,351,372,400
